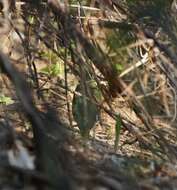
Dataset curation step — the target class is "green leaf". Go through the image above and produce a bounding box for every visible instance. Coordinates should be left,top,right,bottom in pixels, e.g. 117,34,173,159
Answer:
40,63,64,77
114,114,122,151
40,50,64,77
50,62,62,77
0,95,14,105
28,15,35,24
115,64,123,72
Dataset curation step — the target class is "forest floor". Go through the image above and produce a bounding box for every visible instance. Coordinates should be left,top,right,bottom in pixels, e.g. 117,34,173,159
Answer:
0,72,177,190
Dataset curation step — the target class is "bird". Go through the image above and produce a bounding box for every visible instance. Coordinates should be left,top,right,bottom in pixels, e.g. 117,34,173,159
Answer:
72,80,100,139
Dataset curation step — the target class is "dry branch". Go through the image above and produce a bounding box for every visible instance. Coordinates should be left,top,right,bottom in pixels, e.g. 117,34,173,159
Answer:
0,51,73,190
48,0,124,97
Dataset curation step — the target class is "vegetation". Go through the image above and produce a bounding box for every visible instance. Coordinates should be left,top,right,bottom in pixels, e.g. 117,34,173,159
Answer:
0,0,177,189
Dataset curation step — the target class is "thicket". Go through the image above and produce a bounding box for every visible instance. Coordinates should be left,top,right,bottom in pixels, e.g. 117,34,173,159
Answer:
0,0,177,189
